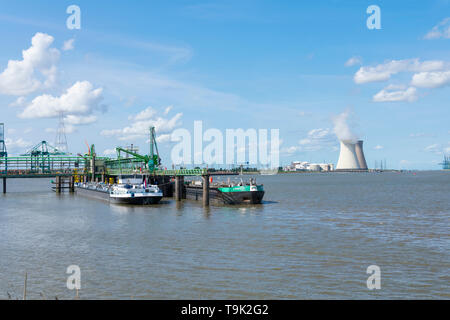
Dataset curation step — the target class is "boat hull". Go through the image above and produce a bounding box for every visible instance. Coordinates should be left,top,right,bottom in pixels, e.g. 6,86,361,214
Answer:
75,186,162,205
185,186,264,205
110,195,162,205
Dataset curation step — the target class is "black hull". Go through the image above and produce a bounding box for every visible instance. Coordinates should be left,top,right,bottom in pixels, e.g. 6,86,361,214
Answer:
75,186,162,205
110,196,162,205
185,186,264,205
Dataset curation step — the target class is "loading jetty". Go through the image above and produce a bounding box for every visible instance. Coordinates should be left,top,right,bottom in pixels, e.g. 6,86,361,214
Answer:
0,126,244,206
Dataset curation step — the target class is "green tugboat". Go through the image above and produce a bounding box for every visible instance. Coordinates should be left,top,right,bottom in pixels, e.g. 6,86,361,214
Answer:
185,178,265,205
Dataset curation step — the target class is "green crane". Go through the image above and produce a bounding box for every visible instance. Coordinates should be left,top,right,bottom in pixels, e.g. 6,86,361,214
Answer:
116,127,161,174
149,126,161,172
21,141,66,172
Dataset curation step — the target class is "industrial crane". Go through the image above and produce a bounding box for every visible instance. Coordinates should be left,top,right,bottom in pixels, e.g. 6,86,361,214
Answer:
115,127,161,174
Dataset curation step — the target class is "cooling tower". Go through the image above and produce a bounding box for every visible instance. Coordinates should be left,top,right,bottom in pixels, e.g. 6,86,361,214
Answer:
336,140,360,170
355,140,368,170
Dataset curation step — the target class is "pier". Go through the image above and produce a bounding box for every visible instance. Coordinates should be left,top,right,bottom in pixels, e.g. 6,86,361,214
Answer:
0,125,238,205
0,165,235,206
0,159,235,205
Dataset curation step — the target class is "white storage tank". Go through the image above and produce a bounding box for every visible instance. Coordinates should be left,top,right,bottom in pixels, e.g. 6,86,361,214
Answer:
309,164,321,171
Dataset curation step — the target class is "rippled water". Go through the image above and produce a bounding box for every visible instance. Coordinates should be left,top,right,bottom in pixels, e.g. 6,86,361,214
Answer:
0,171,449,299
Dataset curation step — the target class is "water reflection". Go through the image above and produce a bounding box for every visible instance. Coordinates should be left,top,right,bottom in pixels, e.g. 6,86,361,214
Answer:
110,204,136,215
0,172,448,299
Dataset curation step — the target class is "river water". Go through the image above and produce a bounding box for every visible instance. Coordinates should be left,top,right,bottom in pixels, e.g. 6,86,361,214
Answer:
0,171,448,299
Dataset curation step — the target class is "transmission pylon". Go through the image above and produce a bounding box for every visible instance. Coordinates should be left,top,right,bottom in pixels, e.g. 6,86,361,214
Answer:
54,112,69,153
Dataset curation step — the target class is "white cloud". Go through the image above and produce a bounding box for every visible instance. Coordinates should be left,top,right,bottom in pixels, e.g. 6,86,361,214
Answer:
411,70,450,88
62,38,75,51
156,133,171,143
424,17,450,39
281,146,300,154
424,142,450,155
128,106,157,121
373,86,417,102
298,128,337,151
64,115,97,125
19,81,104,119
424,144,441,154
345,56,362,67
0,32,60,96
4,137,33,153
64,125,77,134
101,106,182,141
164,105,173,115
354,59,445,84
9,96,26,107
374,145,384,150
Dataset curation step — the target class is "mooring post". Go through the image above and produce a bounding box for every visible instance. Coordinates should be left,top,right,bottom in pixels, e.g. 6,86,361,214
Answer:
55,176,61,193
180,176,185,199
69,176,75,193
175,175,181,201
202,174,210,206
166,176,172,197
2,177,6,194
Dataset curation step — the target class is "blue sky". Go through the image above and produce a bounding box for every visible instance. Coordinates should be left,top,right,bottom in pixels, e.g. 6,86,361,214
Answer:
0,0,449,169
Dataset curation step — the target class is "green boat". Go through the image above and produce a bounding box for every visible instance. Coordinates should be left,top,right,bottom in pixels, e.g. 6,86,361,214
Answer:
218,185,264,193
185,180,265,205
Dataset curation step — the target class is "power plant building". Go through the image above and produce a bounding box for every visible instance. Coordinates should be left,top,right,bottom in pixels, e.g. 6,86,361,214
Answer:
283,161,334,172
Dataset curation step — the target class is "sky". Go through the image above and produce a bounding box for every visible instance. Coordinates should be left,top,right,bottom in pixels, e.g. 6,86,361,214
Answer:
0,0,449,170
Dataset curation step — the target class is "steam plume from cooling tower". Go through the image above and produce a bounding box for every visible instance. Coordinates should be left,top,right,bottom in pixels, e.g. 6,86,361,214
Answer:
332,109,358,143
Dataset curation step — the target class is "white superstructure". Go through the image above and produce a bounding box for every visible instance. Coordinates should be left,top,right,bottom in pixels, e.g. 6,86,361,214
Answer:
110,183,162,200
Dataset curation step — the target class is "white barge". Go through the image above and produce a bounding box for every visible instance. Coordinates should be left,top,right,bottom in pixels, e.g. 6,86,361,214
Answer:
75,177,163,205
